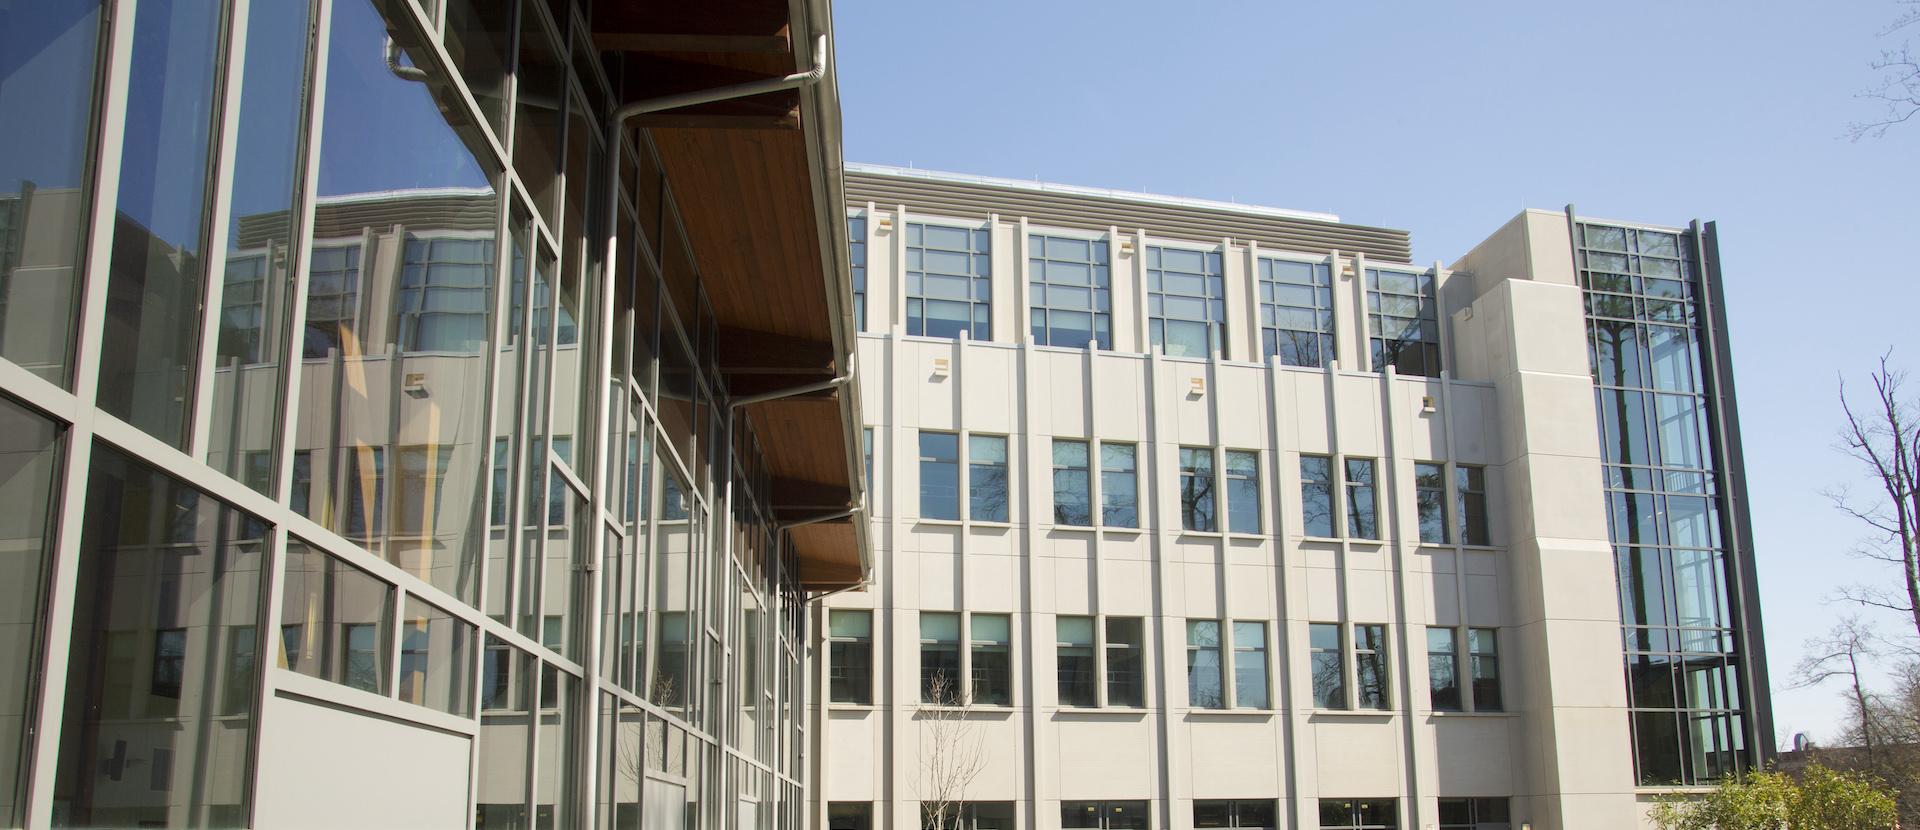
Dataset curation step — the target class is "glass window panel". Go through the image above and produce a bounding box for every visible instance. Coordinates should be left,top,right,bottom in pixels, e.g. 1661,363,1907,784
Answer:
1104,617,1145,707
208,0,312,495
513,4,564,224
1415,462,1447,543
1180,447,1215,532
970,613,1011,705
1355,624,1389,709
1345,458,1378,539
400,596,474,716
54,447,265,827
1427,627,1460,711
97,0,227,447
1100,443,1138,528
1053,439,1091,526
1187,620,1223,709
1233,621,1268,708
300,0,500,604
1468,628,1503,712
969,435,1009,522
0,0,104,385
534,667,575,830
281,540,394,693
1301,455,1335,538
1225,450,1260,534
0,395,61,825
920,612,961,703
919,431,960,521
1309,623,1344,709
1056,616,1095,708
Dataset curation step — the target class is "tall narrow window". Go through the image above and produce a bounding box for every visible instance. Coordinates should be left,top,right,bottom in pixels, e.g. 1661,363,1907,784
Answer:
1225,450,1260,534
1469,628,1502,711
1148,246,1226,357
863,427,874,488
1427,627,1460,711
1180,447,1216,532
1257,258,1335,368
1355,624,1389,710
919,431,960,521
1310,623,1345,709
1301,455,1336,538
1187,620,1224,709
1457,465,1490,545
828,610,873,705
920,612,961,703
1053,439,1092,526
1056,616,1097,707
1101,443,1139,528
849,213,868,331
1367,266,1442,377
1233,621,1269,708
1345,458,1378,540
1029,234,1111,349
0,397,61,826
1415,462,1448,544
399,597,475,716
969,435,1009,522
1105,617,1145,707
970,614,1011,705
97,0,229,447
907,223,990,340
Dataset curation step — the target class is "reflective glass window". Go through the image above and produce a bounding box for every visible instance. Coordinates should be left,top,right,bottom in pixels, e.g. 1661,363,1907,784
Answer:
1427,627,1460,711
400,596,475,715
1415,462,1447,543
0,395,61,826
1179,447,1215,532
299,0,500,604
1344,458,1378,539
1310,622,1344,709
968,434,1008,522
1052,439,1091,526
1300,455,1335,538
97,0,229,447
1029,234,1111,349
54,446,265,827
281,540,394,694
905,223,990,340
1257,258,1334,367
918,431,959,521
1147,246,1225,358
1366,267,1441,377
1100,442,1138,528
1055,616,1095,707
1225,450,1259,534
1186,620,1223,709
1104,617,1144,707
0,0,105,384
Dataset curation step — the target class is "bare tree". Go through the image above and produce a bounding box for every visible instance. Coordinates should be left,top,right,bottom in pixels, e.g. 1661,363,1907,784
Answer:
1828,354,1920,645
1794,617,1884,758
1849,0,1920,140
915,671,987,830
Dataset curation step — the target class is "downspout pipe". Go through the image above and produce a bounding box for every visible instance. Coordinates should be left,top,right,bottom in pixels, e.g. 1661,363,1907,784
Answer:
727,374,848,411
606,33,829,148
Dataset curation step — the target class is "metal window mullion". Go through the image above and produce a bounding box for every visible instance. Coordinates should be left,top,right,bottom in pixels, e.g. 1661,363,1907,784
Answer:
189,0,252,459
270,0,330,508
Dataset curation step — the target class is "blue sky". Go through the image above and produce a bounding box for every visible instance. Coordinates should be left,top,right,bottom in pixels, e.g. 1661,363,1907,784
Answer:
834,0,1919,748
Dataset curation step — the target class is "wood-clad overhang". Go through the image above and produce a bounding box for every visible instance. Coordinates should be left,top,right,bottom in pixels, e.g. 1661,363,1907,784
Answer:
595,0,869,592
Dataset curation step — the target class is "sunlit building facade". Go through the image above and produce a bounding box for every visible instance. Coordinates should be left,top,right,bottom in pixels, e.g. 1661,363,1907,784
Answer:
0,0,867,827
818,166,1770,830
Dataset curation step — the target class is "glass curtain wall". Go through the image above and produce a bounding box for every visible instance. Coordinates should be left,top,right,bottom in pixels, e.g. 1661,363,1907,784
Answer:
1578,220,1752,785
0,0,816,825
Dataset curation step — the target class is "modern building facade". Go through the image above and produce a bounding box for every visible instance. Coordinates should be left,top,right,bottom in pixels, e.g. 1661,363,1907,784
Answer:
0,0,869,828
818,166,1770,830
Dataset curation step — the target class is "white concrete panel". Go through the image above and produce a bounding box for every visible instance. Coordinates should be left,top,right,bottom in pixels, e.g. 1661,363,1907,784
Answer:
1181,562,1217,619
1052,560,1092,614
1287,375,1332,454
826,710,879,800
966,553,1019,612
1226,563,1273,618
1187,716,1281,796
1216,364,1268,448
919,553,959,610
1305,568,1340,621
1043,352,1090,438
255,694,470,830
1053,717,1156,796
1101,559,1152,616
962,345,1018,434
1347,569,1392,624
1312,719,1401,792
1465,575,1502,626
1093,356,1148,442
1432,716,1517,794
965,526,1017,557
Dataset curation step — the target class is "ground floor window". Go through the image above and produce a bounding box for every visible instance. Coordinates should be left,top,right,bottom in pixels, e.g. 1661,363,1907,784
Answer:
923,801,1014,830
830,802,873,830
1319,798,1397,829
1437,797,1510,830
1194,799,1276,829
1063,800,1149,830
